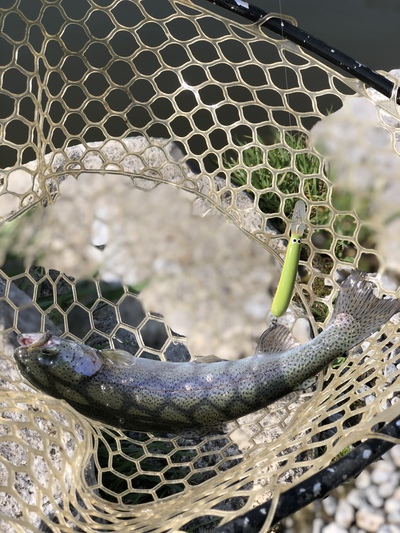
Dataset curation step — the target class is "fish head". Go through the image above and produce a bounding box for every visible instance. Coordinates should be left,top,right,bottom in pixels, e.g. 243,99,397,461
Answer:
14,333,104,394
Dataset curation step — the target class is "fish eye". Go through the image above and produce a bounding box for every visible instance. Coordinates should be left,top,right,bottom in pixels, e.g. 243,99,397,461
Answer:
37,349,58,366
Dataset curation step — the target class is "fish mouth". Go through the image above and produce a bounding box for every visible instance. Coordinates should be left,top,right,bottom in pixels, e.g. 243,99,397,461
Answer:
17,333,58,350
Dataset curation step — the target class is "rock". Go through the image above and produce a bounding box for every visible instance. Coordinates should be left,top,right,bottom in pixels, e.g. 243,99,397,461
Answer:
387,512,400,526
389,446,400,468
322,523,348,533
385,495,400,515
335,499,355,529
365,486,384,508
377,526,392,533
322,496,338,517
378,481,396,499
347,489,367,510
383,363,398,383
355,506,385,533
356,470,372,490
384,498,400,514
378,526,400,533
313,517,324,533
370,460,395,484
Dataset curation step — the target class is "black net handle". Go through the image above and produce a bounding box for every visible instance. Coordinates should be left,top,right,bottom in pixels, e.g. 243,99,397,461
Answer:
203,0,400,105
212,413,400,532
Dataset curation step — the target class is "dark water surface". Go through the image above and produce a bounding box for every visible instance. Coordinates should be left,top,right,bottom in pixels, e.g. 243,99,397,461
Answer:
1,0,399,168
254,0,400,72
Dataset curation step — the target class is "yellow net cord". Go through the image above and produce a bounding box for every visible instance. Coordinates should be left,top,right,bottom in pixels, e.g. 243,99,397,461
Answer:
0,1,400,531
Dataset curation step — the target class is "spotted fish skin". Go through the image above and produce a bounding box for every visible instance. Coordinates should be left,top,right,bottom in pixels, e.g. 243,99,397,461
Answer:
14,271,400,432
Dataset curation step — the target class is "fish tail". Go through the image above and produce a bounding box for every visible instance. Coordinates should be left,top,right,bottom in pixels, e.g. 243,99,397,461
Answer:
330,270,400,344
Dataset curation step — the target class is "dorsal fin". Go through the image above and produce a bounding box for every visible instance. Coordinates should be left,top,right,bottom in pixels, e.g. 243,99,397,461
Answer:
101,349,137,367
255,323,299,354
193,354,226,364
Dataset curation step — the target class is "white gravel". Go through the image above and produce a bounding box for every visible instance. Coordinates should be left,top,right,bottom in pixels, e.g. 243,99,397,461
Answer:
283,446,400,533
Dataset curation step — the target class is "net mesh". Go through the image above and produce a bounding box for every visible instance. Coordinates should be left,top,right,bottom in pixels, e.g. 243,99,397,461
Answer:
1,1,400,531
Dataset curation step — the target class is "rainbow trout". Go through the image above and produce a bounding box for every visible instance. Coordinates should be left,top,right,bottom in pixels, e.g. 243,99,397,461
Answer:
14,271,400,432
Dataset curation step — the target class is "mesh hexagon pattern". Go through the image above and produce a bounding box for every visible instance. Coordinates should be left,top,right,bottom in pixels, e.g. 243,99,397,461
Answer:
1,1,400,532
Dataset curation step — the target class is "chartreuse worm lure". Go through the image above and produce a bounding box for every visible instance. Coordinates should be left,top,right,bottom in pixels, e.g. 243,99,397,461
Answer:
271,200,307,317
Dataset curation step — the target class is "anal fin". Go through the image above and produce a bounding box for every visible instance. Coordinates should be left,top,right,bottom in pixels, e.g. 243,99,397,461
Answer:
293,376,318,391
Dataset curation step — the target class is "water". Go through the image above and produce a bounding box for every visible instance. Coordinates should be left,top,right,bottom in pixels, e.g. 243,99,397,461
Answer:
259,0,400,71
2,0,399,169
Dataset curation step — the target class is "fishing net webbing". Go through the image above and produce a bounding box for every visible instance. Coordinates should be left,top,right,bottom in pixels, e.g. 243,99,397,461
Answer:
1,1,400,532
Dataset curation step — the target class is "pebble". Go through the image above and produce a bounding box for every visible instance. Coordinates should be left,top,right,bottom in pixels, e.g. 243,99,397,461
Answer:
323,496,338,517
384,363,398,382
378,527,400,533
347,488,367,509
387,511,400,526
314,517,325,533
356,470,372,490
335,499,355,529
389,446,400,468
322,523,348,533
283,446,400,533
377,526,392,533
378,481,396,499
371,461,395,484
366,485,384,508
385,497,400,515
355,506,385,532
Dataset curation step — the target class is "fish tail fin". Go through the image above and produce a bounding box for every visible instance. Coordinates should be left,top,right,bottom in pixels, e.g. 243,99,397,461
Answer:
330,270,400,344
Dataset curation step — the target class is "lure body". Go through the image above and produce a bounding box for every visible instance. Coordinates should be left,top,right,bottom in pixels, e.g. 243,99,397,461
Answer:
271,200,307,317
14,271,400,433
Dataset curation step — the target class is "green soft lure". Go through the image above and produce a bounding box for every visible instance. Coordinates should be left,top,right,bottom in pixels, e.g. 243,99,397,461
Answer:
14,271,400,433
271,200,307,317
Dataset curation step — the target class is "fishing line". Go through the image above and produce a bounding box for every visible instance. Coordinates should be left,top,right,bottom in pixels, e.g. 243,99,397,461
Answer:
278,0,292,129
203,0,400,104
